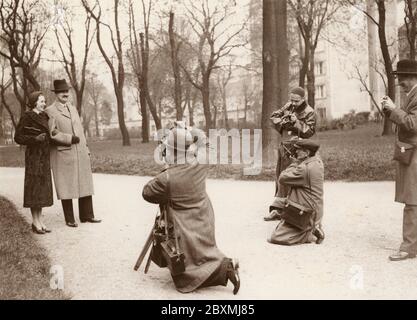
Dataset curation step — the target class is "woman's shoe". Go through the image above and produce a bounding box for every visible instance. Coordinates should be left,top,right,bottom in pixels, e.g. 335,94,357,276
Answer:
31,224,46,234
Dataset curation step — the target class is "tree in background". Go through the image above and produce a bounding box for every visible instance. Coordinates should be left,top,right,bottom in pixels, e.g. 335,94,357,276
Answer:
288,0,341,108
53,2,95,115
347,0,395,135
404,0,417,60
0,0,49,118
180,0,248,132
82,0,131,145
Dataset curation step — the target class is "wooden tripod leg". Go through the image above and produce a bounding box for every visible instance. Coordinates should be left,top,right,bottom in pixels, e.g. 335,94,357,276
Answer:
134,229,153,271
144,246,153,274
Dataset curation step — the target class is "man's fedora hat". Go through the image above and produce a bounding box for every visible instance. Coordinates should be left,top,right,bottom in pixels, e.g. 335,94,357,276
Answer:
51,79,71,92
392,59,417,75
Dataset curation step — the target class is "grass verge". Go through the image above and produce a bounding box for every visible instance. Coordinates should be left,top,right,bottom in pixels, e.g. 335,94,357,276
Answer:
0,196,69,300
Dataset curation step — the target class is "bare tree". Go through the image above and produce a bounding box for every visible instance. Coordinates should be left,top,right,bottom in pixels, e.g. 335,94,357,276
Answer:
0,59,16,129
404,0,417,60
0,0,48,117
348,0,394,135
82,0,131,146
127,0,149,143
288,0,341,108
180,0,248,132
215,62,233,130
168,11,184,120
54,4,95,115
85,72,107,137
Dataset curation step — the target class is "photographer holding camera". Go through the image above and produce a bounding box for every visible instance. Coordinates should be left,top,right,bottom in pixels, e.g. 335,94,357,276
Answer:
265,87,317,221
381,59,417,262
142,125,240,294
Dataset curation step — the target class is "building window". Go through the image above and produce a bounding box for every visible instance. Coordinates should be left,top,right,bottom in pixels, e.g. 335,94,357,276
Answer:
316,84,326,99
315,61,325,76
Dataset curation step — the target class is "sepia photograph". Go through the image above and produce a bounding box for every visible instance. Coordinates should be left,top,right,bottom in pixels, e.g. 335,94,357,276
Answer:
1,0,417,306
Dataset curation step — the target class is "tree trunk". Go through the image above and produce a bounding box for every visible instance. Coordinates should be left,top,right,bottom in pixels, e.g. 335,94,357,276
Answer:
262,0,279,166
276,0,289,107
202,76,212,132
116,91,131,146
169,12,183,121
139,87,149,143
94,103,100,137
377,0,394,136
140,32,162,131
76,92,83,116
306,50,316,108
299,38,310,88
221,86,229,130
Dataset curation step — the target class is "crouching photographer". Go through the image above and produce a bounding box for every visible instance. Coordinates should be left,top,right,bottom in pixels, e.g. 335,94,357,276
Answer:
140,125,240,294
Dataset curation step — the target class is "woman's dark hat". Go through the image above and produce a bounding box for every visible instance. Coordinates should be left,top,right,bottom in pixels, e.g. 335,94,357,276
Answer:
27,91,43,109
51,79,71,92
392,60,417,75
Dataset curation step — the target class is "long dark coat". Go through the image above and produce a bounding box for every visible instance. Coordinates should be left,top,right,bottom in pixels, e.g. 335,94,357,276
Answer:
14,111,53,208
389,86,417,205
142,162,226,293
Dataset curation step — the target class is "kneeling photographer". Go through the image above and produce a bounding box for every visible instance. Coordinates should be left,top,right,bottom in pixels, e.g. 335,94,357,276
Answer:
141,125,240,294
267,139,324,246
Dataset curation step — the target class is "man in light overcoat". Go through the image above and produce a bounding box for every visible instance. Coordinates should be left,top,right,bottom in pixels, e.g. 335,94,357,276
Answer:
45,79,101,227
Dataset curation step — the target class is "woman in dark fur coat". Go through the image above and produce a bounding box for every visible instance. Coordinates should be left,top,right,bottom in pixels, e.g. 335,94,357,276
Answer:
14,91,53,234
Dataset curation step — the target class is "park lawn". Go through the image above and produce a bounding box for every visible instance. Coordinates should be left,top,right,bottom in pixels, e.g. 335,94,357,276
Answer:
0,196,69,300
0,123,396,181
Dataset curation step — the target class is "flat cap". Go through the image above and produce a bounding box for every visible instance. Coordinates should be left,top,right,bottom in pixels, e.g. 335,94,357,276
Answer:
294,139,320,153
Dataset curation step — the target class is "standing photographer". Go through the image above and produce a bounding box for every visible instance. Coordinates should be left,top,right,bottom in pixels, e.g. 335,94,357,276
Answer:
142,126,240,294
382,59,417,261
265,87,316,221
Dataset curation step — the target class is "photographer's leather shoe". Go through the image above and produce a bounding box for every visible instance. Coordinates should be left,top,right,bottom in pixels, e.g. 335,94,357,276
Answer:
227,259,240,295
313,227,325,244
264,210,282,221
389,251,416,261
80,218,102,223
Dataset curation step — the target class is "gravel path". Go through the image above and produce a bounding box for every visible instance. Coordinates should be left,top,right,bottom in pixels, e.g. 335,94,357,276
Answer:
1,167,417,300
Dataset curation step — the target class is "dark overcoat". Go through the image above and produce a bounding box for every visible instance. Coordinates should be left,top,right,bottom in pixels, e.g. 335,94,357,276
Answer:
14,111,53,208
142,162,226,293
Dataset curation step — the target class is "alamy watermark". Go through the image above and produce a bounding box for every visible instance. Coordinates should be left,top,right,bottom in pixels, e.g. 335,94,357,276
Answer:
50,265,64,290
153,128,263,175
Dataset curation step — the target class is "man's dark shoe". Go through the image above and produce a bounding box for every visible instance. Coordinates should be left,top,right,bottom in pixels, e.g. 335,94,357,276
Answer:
227,259,240,295
313,227,325,244
264,210,282,221
66,222,78,228
389,251,416,261
80,218,102,223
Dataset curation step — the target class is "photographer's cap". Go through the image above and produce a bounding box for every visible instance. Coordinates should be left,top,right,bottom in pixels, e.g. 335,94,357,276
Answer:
290,87,306,98
294,139,320,153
